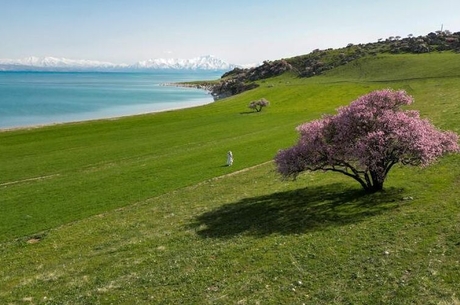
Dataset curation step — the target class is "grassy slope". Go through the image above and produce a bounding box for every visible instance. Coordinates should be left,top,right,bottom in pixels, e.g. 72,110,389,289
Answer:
0,72,376,241
0,52,459,304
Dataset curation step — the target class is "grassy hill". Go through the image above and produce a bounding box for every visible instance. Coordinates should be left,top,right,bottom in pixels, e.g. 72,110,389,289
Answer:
1,52,459,304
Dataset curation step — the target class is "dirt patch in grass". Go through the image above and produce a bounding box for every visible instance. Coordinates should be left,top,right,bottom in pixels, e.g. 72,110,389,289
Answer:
26,237,41,244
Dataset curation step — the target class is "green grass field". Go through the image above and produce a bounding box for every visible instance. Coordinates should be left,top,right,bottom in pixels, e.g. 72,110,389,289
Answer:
1,52,459,304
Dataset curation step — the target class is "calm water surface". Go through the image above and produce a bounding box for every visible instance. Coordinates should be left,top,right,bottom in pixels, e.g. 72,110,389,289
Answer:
0,71,221,129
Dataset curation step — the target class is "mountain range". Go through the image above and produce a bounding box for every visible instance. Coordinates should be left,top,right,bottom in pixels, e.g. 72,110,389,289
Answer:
0,55,238,72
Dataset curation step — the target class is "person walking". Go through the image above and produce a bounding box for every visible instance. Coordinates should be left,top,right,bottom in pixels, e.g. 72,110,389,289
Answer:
226,151,233,166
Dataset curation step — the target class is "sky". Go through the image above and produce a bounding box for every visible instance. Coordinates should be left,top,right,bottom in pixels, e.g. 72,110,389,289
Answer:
1,0,460,66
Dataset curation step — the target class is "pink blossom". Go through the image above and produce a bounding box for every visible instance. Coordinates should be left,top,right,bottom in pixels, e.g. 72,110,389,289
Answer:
249,98,270,112
275,89,459,192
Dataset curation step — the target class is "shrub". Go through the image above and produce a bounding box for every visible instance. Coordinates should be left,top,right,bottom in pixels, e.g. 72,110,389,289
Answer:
248,98,270,112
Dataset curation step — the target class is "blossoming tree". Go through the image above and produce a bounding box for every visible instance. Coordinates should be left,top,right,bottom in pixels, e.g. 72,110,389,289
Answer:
275,89,459,193
248,98,270,112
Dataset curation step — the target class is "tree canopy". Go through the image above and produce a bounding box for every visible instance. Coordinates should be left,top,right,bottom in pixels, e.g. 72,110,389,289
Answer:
248,98,270,112
275,89,459,193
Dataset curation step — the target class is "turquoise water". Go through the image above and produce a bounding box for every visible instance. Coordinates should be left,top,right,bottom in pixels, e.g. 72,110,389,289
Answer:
0,71,221,129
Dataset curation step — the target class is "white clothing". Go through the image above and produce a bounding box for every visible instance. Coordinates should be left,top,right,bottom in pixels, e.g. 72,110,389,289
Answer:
227,151,233,166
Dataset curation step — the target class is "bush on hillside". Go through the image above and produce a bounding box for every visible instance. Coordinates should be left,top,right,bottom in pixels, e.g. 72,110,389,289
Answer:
248,98,270,112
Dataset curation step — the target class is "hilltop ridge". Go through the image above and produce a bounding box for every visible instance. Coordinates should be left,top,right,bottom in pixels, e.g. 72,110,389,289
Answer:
210,30,460,98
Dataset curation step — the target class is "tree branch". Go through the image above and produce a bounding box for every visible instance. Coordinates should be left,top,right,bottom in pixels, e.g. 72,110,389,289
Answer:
321,165,370,191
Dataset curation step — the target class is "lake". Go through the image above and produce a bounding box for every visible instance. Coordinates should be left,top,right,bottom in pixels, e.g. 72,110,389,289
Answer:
0,71,222,129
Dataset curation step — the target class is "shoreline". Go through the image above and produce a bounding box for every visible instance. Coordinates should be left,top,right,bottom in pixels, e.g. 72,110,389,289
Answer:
161,81,221,100
0,95,214,133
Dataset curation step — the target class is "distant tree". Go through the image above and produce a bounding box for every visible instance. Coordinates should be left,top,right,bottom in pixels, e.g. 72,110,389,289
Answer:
248,98,270,112
275,89,459,193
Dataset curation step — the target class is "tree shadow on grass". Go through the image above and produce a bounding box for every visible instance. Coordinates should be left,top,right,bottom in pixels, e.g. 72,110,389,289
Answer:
190,184,405,239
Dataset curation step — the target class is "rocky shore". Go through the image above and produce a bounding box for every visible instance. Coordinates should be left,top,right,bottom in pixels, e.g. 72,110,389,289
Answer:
164,59,292,100
162,82,220,99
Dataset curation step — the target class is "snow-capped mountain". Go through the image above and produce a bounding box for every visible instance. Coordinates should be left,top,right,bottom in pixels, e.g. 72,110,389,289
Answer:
2,56,123,68
0,55,237,72
0,56,126,71
131,55,237,71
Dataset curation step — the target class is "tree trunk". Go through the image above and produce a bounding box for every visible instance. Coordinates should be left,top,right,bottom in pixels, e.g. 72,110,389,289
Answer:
365,180,384,193
366,171,385,193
